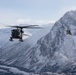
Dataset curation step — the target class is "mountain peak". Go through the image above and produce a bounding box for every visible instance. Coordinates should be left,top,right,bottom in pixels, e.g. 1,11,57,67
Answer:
26,10,76,74
61,10,76,22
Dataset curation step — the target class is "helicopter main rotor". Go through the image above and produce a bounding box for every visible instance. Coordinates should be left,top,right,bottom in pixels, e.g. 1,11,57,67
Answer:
8,25,42,29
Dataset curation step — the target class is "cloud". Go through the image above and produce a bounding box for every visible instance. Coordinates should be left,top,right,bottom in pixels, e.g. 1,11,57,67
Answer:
17,19,55,25
36,20,55,25
17,19,31,24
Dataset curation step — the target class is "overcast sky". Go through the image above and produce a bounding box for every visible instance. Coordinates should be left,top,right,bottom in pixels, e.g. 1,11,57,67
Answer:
0,0,76,25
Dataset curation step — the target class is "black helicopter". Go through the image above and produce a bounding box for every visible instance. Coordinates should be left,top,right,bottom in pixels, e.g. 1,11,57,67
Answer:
66,28,72,35
8,25,42,42
66,26,73,35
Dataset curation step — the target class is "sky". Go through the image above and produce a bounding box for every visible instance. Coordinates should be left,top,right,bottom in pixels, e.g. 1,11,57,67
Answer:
0,0,76,25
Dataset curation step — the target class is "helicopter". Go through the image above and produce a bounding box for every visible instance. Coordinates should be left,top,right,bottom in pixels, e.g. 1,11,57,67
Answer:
8,25,42,42
66,26,76,35
66,28,72,35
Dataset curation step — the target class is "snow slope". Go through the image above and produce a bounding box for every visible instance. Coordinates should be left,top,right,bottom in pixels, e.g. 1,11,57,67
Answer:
1,10,76,75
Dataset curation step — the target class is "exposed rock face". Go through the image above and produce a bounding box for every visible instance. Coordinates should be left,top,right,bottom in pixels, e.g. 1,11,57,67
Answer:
26,10,76,74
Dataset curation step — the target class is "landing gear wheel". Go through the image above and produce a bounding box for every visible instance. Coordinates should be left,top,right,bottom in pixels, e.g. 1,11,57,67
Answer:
19,37,23,42
9,37,13,41
19,39,23,42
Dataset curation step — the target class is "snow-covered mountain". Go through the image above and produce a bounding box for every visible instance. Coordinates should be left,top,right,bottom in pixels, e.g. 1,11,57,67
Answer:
0,10,76,75
13,10,76,74
26,10,76,74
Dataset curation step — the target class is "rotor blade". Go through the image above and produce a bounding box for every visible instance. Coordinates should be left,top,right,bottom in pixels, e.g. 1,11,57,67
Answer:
19,25,40,28
19,24,39,27
6,25,40,28
23,26,43,29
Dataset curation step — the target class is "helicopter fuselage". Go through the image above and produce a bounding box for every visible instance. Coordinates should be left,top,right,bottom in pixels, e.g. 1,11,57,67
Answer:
9,29,23,41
